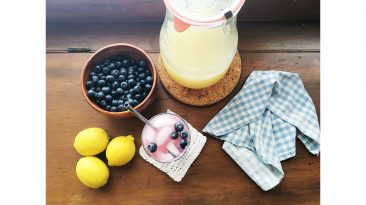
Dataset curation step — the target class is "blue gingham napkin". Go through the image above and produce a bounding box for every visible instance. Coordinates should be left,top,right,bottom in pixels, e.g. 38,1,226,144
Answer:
203,71,320,191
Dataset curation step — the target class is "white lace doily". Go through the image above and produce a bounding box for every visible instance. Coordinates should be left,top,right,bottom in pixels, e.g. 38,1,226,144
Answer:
139,110,207,182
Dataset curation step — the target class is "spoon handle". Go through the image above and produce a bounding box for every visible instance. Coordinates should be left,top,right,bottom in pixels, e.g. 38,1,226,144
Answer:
124,103,156,130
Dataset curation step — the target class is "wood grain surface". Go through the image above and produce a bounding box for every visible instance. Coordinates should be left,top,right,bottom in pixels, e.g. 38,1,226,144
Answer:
46,0,320,23
46,22,320,205
47,22,320,52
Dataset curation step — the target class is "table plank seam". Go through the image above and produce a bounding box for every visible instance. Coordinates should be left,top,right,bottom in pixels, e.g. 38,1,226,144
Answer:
46,49,320,54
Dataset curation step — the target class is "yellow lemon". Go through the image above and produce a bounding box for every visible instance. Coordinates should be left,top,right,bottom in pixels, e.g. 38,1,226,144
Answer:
106,135,136,166
76,156,109,188
73,127,109,156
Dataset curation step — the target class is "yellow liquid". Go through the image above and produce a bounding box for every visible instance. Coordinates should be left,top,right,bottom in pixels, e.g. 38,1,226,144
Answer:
160,20,238,89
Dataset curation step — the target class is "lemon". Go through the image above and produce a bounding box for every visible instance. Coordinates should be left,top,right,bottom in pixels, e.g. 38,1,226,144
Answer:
106,135,136,166
76,156,109,188
73,127,109,156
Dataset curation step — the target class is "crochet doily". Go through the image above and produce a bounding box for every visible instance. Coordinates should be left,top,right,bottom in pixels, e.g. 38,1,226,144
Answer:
139,110,207,182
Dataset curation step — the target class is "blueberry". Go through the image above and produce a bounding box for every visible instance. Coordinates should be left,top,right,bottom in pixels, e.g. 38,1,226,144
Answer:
124,90,129,95
129,89,134,95
97,73,103,78
106,105,111,111
96,91,105,100
128,74,135,80
96,87,101,92
106,75,115,83
112,99,119,106
91,76,99,84
127,98,134,106
105,95,112,102
111,90,117,97
138,60,147,67
118,100,124,105
128,66,135,73
110,106,117,112
89,71,96,78
116,61,122,68
128,79,136,87
97,79,106,87
95,65,103,73
137,67,145,73
103,66,110,74
147,143,157,152
101,87,110,94
133,85,142,94
109,63,116,70
99,100,108,109
104,59,111,65
111,69,120,77
138,73,146,79
120,68,127,76
112,81,119,89
170,131,178,139
86,81,94,89
139,79,146,87
87,90,96,99
174,122,184,132
142,92,147,97
116,88,123,96
180,131,188,139
126,93,132,99
135,94,142,100
117,104,125,111
121,81,128,90
146,76,153,84
145,69,151,75
122,59,130,67
130,59,136,65
90,87,96,91
128,70,134,75
180,139,188,149
145,84,152,91
101,76,106,80
118,75,126,82
133,99,139,106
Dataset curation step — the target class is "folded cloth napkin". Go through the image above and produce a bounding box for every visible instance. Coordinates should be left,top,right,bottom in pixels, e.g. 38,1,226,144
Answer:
203,71,320,191
140,110,207,182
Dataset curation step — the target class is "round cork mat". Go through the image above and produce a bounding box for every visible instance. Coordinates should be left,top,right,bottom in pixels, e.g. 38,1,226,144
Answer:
157,51,242,106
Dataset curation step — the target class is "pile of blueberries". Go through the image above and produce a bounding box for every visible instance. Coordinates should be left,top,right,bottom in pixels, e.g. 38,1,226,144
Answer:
147,122,189,153
85,56,153,112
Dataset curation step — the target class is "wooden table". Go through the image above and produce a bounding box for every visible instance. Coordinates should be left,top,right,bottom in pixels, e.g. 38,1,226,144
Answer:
47,22,320,205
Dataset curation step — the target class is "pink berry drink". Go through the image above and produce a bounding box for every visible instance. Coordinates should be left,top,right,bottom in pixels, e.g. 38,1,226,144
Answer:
141,113,191,163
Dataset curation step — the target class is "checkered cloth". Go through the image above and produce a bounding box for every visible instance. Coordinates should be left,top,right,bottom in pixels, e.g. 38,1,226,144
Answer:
203,71,320,191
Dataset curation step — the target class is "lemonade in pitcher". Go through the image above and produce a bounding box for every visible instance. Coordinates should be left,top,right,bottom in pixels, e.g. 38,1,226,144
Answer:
160,0,244,89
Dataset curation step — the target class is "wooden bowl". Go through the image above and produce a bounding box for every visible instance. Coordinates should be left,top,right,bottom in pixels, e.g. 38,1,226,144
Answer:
81,43,158,119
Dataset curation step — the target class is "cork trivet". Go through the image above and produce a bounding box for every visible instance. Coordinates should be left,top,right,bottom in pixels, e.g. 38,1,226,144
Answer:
157,51,242,106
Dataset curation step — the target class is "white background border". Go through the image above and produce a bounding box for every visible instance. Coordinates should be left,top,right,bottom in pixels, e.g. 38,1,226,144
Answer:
1,0,366,204
322,0,366,204
0,0,45,204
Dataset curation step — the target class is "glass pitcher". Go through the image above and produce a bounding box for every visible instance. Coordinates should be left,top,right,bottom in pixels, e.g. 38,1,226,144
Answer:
160,0,245,89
